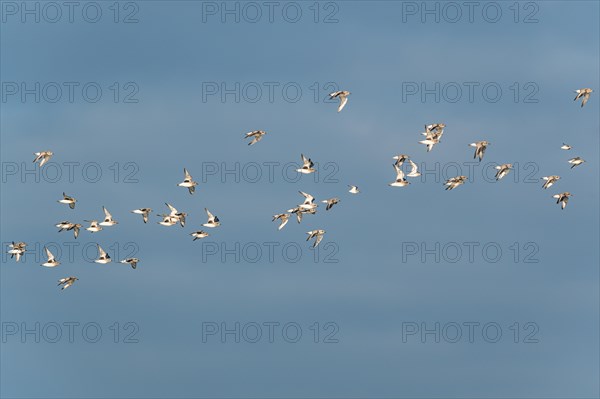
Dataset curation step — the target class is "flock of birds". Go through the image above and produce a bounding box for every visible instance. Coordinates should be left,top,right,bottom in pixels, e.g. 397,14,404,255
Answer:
5,88,595,290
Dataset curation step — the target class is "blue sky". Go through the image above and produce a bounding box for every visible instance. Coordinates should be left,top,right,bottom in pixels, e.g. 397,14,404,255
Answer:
1,1,599,398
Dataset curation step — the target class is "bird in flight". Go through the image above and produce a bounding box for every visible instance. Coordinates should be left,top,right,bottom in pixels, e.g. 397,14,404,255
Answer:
287,207,316,224
7,242,26,262
541,175,560,189
131,208,152,224
178,168,198,194
568,157,585,169
165,203,186,227
245,130,267,146
85,220,102,233
94,244,112,264
190,230,209,241
553,192,572,209
321,198,340,211
574,88,593,107
444,176,467,190
348,185,360,194
58,192,77,209
306,230,326,248
389,163,410,187
329,91,350,112
120,258,139,269
393,154,410,166
157,214,179,227
56,221,81,239
202,208,221,228
419,124,445,152
406,159,421,178
561,143,572,150
272,213,290,230
100,206,118,227
494,163,512,181
41,247,60,268
469,141,490,161
57,277,78,290
33,151,53,167
297,154,315,174
298,191,317,210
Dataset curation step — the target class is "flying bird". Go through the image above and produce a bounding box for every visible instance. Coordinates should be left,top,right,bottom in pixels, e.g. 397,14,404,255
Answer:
561,143,572,150
7,242,26,262
131,208,152,223
321,198,340,211
393,154,410,166
165,203,186,227
190,230,210,241
553,192,572,209
56,221,81,239
94,244,111,264
406,159,421,177
296,154,315,174
574,88,593,107
84,220,102,233
469,141,490,161
272,213,290,230
245,130,267,146
444,176,467,190
157,214,179,227
202,208,220,228
120,258,139,269
494,164,513,181
287,207,316,224
389,163,410,187
541,175,560,189
348,185,360,194
178,168,198,194
306,230,326,248
568,157,585,169
329,91,350,112
41,247,60,268
33,151,53,167
100,206,118,226
425,123,446,133
298,191,317,210
57,277,78,290
419,124,446,152
58,192,76,209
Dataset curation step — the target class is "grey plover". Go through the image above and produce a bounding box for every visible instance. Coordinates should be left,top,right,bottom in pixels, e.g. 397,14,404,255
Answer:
58,192,76,209
329,91,350,112
57,277,78,290
574,88,593,107
178,168,198,194
553,192,572,209
245,130,267,146
33,151,53,167
306,230,326,248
